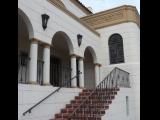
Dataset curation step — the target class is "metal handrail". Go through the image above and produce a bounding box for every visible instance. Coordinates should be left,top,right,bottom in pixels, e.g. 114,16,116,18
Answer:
68,67,130,119
23,72,82,116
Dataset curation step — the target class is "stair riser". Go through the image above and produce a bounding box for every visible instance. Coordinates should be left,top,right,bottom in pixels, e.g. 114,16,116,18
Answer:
71,100,111,104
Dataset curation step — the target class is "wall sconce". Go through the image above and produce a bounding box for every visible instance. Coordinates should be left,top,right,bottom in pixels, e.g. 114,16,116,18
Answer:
41,14,50,30
77,34,83,46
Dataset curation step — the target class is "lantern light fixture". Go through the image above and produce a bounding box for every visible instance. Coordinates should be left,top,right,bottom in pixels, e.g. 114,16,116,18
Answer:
41,14,50,30
77,34,83,47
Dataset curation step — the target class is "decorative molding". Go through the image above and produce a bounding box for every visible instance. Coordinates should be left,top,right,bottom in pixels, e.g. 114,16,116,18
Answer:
81,5,140,29
49,0,66,9
69,0,92,15
47,0,100,37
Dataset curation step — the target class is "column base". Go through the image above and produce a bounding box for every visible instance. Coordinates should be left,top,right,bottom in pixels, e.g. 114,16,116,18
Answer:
43,82,51,86
79,87,85,89
70,86,78,88
28,81,38,84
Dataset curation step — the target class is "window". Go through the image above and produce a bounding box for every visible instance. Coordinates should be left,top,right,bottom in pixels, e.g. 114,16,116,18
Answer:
109,34,124,64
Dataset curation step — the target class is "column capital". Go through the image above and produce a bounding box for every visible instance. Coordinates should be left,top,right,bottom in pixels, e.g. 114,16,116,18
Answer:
43,82,51,86
70,54,77,58
94,63,102,67
70,54,84,59
43,43,51,48
30,38,39,44
28,81,38,84
31,38,51,47
79,56,84,60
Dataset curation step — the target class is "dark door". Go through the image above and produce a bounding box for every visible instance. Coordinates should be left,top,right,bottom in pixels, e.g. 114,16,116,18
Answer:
50,56,61,86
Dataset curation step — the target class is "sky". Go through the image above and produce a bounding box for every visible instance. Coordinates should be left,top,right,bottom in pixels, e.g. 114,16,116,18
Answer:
79,0,140,14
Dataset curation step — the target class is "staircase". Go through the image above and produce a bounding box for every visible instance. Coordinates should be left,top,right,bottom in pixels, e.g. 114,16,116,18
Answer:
51,88,119,120
50,67,130,120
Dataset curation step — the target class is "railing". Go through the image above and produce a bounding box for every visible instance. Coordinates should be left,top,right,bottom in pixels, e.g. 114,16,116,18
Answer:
18,55,30,84
22,71,82,116
68,67,130,119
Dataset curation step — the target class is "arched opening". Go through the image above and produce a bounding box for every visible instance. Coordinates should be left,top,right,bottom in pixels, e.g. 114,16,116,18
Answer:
50,31,73,87
18,9,32,83
109,33,125,64
84,47,97,89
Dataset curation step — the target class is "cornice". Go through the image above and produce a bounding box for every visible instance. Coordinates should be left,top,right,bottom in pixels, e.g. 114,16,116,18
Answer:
49,0,66,9
81,5,140,29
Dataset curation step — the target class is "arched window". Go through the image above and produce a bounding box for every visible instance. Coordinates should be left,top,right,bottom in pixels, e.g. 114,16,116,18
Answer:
109,34,124,64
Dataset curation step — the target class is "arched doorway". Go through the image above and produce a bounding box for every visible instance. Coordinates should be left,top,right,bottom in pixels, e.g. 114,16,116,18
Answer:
50,31,73,87
84,46,97,89
18,9,32,84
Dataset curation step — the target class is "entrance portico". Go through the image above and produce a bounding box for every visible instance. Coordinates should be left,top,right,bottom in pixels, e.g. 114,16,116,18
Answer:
18,9,101,89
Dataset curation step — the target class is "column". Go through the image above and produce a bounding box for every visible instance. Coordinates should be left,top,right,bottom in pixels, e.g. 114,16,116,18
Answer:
43,44,50,85
71,55,77,87
79,58,84,88
95,63,100,87
28,39,38,84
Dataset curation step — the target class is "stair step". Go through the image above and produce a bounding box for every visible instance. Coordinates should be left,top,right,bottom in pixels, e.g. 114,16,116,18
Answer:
55,113,70,118
70,115,101,120
54,117,68,119
66,103,80,108
61,108,74,113
75,110,105,115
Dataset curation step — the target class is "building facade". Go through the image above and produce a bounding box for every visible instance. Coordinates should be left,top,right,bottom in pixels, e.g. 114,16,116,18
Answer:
18,0,140,120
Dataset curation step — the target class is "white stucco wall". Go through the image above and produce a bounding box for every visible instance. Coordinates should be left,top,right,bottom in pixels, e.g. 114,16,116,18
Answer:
61,0,88,17
102,88,137,120
97,22,140,120
18,84,82,120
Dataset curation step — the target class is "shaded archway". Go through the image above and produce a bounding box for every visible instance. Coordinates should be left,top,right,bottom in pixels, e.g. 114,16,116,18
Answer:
50,31,73,87
84,46,97,89
18,8,33,83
